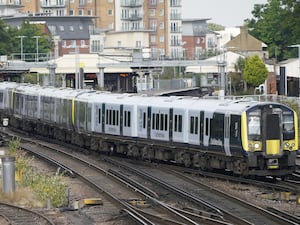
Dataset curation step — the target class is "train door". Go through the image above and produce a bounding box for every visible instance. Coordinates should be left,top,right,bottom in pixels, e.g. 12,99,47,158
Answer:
261,108,282,158
136,106,148,138
203,112,213,147
224,113,231,156
92,103,102,133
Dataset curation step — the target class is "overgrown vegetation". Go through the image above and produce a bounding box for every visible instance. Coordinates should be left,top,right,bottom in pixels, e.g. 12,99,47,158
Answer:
6,137,68,207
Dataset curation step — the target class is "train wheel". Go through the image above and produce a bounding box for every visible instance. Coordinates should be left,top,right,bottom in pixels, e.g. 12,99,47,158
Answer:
183,153,192,167
128,145,140,158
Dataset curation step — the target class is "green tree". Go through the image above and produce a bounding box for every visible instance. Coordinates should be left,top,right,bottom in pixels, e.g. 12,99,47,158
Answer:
247,0,300,61
208,23,225,31
0,19,15,56
243,55,268,90
11,20,52,61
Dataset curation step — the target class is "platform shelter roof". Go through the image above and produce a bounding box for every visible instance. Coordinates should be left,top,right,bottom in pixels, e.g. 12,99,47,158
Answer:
30,54,132,74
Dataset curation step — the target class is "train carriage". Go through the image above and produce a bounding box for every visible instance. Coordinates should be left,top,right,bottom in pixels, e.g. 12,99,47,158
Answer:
0,82,297,177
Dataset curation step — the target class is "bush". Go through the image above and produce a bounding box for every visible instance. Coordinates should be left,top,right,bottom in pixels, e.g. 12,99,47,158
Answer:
21,168,68,207
7,138,68,207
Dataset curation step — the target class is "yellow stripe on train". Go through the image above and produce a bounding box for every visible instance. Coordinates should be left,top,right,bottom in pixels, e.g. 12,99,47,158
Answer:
266,140,280,155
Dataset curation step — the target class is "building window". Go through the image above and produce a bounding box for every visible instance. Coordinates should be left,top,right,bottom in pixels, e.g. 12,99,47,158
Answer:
69,26,74,31
79,9,84,16
159,35,164,42
70,40,76,48
136,41,141,48
159,22,164,29
150,9,155,16
91,40,102,53
159,9,164,16
81,40,86,47
108,9,113,16
69,10,74,16
59,25,64,31
88,9,92,16
62,40,67,48
150,35,156,43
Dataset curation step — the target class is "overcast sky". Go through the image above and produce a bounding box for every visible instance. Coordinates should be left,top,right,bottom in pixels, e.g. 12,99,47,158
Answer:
182,0,268,27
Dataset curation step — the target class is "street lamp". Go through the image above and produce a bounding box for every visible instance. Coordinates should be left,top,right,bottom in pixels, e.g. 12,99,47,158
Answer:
289,44,300,97
17,36,26,61
33,36,40,62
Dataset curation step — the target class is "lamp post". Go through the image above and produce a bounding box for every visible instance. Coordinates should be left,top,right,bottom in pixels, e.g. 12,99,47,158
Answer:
33,36,40,62
17,36,26,61
289,44,300,97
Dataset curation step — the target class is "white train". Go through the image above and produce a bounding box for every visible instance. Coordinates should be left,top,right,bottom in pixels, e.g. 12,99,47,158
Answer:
0,82,298,177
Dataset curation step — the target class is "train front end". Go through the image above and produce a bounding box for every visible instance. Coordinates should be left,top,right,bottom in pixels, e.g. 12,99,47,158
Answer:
241,103,298,177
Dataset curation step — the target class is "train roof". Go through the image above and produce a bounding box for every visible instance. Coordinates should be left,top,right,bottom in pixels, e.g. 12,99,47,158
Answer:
0,83,288,114
0,82,19,90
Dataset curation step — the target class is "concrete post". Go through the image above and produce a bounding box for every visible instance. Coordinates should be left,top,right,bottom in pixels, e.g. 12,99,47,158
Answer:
1,157,15,193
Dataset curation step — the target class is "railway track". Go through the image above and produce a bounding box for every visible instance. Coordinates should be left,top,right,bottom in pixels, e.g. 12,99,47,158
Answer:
1,128,299,225
17,136,231,225
0,202,55,225
162,165,300,194
103,157,299,225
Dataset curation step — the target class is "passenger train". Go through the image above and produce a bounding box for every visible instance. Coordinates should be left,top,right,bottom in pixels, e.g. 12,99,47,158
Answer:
0,82,298,177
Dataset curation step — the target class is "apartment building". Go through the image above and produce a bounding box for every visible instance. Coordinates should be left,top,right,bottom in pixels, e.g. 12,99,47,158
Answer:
16,0,183,59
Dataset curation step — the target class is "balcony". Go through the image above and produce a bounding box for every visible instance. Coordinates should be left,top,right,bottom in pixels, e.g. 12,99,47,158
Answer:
121,14,143,21
41,1,65,8
121,0,142,7
170,27,182,33
170,0,181,7
170,13,181,20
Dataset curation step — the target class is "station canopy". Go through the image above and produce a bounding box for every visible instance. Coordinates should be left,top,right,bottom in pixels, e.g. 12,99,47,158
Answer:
30,54,132,74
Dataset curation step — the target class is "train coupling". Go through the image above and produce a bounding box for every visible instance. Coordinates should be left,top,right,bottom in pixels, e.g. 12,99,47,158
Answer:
267,158,279,169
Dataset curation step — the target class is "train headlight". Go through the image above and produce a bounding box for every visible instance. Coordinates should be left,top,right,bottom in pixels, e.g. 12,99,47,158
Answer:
284,142,290,148
291,143,295,147
254,143,260,149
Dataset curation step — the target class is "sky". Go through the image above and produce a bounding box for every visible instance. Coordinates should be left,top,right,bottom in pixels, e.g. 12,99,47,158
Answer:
182,0,268,27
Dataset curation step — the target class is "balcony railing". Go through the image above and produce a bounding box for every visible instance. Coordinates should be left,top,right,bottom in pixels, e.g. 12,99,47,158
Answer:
121,0,142,7
121,14,143,20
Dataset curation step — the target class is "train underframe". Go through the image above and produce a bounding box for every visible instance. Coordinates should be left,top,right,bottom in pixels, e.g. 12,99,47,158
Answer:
6,115,297,178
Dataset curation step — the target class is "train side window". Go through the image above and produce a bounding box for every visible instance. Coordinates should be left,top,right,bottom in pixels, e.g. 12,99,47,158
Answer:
174,114,182,132
174,115,178,132
210,113,224,144
106,109,108,124
178,115,182,132
113,110,116,125
156,114,159,130
205,118,209,135
124,110,127,126
160,114,164,130
128,111,131,127
152,114,155,129
164,114,168,131
190,116,194,134
116,110,119,126
98,109,101,124
230,115,241,146
143,112,146,129
124,111,131,127
282,113,295,140
195,117,199,134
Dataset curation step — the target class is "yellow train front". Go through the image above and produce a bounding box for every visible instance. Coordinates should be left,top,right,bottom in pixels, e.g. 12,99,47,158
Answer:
241,103,298,177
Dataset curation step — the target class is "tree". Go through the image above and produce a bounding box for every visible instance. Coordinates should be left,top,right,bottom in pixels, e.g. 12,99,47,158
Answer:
247,0,300,61
231,56,246,94
8,20,52,61
243,55,268,90
208,23,225,31
0,19,15,56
